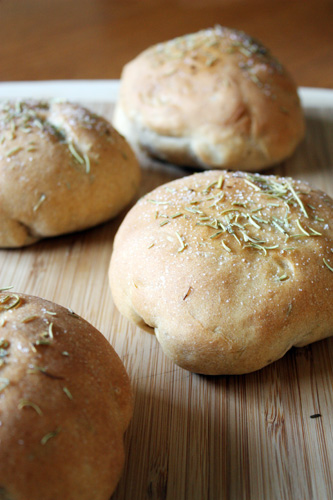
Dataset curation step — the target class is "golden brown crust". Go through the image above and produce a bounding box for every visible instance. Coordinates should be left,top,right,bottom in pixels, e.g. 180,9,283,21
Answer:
114,26,305,171
0,292,133,500
109,170,333,375
0,100,141,247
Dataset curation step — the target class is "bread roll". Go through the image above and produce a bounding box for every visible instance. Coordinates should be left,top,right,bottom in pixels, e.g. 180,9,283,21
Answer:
113,26,305,171
0,100,141,247
0,292,133,500
109,170,333,375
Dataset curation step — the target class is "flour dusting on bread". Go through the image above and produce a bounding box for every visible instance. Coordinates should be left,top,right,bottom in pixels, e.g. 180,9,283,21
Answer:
109,170,333,375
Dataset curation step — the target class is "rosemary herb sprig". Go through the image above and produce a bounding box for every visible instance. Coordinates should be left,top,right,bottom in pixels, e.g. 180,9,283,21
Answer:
152,173,327,259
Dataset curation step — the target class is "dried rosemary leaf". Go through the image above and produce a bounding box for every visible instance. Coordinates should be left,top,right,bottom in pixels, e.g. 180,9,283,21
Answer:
160,220,170,227
175,231,186,252
34,339,52,346
83,152,90,174
244,243,267,255
244,179,261,191
148,199,169,206
21,315,39,323
323,258,333,272
0,294,21,310
286,181,309,218
67,308,79,317
296,219,310,236
41,428,61,445
63,387,73,400
68,141,84,164
309,227,322,236
183,286,193,300
216,175,224,189
210,231,224,240
5,146,23,157
276,274,289,282
18,399,43,416
33,194,46,212
27,365,64,380
221,240,232,253
0,377,9,392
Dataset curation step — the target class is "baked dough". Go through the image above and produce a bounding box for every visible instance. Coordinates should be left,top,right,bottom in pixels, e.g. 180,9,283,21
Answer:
0,100,141,247
0,292,133,500
109,170,333,375
113,26,305,171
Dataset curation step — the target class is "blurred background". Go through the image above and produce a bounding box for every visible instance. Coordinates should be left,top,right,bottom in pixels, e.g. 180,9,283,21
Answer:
0,0,332,88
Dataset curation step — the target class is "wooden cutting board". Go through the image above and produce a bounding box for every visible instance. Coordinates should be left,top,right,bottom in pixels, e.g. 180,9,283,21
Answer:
0,83,332,500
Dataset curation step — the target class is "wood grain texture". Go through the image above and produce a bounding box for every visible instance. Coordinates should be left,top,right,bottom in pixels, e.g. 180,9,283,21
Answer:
0,94,333,500
0,0,333,88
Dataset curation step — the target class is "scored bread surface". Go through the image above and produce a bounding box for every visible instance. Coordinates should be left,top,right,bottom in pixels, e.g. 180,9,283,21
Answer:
109,170,333,375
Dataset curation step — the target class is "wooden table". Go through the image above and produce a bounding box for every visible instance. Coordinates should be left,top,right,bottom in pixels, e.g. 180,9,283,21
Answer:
0,0,333,88
0,2,333,500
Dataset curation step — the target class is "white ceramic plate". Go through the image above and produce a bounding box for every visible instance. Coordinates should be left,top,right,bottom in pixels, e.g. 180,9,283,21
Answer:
0,80,332,108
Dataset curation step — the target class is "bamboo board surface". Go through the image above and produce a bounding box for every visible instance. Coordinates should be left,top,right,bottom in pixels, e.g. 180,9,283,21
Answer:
0,83,332,500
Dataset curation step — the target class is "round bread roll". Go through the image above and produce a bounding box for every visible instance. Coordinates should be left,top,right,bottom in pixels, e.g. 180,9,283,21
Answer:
0,100,141,247
113,26,305,171
0,292,133,500
109,170,333,375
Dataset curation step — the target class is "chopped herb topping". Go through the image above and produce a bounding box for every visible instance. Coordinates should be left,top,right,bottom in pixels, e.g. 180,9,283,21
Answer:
5,146,23,157
27,365,64,380
45,310,57,316
0,377,9,392
67,308,79,317
323,258,333,272
63,387,73,400
33,193,46,212
175,231,187,252
148,173,329,269
183,286,193,300
18,399,43,416
0,294,21,311
21,315,39,323
41,428,61,445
